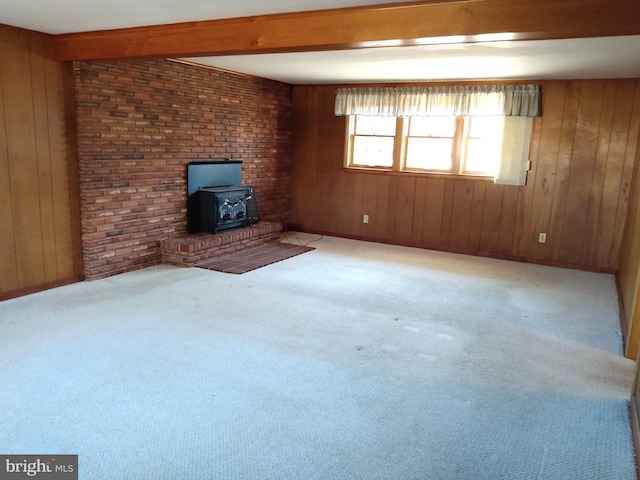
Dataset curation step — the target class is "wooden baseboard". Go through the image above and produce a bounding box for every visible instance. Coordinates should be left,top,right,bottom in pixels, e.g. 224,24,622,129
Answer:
630,397,640,480
0,275,85,302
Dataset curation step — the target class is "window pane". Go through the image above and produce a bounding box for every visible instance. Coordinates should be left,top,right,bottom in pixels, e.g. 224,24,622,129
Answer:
406,138,453,170
464,117,504,174
409,117,456,137
465,138,499,173
468,116,504,137
354,116,397,135
352,136,394,167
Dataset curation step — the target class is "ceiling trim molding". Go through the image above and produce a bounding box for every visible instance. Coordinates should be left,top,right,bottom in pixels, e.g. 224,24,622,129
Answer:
53,0,640,62
166,58,271,82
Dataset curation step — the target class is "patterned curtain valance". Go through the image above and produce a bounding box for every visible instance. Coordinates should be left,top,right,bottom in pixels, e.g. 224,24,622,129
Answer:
334,84,540,117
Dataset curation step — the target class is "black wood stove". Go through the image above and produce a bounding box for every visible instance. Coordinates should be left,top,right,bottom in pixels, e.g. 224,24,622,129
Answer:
199,185,258,233
186,160,259,234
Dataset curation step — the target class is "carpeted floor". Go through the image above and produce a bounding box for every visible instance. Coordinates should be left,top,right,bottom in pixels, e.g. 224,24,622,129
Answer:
0,234,636,479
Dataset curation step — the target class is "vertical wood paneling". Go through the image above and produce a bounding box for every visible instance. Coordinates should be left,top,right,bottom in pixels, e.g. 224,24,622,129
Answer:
309,89,324,229
317,88,342,233
28,33,58,282
558,81,604,264
351,173,365,237
411,177,428,246
0,27,45,287
337,172,355,234
583,80,617,265
527,83,566,260
468,181,487,252
548,82,579,262
0,25,82,297
291,88,317,230
449,180,474,250
0,41,18,292
361,175,378,238
439,180,456,246
618,95,640,358
595,81,635,267
290,80,640,271
498,186,519,255
610,81,640,268
328,107,347,236
315,162,333,232
374,175,390,240
386,176,400,241
513,116,542,257
394,176,415,244
422,178,445,247
480,185,504,254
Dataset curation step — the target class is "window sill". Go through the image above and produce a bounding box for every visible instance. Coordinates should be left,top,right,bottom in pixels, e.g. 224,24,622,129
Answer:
343,166,494,182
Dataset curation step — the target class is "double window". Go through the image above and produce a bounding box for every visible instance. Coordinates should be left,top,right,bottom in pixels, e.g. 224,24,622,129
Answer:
346,115,504,177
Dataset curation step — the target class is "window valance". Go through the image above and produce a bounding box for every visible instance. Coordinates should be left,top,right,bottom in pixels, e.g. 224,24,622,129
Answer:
334,84,540,117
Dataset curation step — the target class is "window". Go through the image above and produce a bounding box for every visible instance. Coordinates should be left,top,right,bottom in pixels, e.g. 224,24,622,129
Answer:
349,116,396,168
346,115,505,178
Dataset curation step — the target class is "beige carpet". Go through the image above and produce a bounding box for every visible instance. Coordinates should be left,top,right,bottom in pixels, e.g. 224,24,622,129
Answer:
0,234,635,479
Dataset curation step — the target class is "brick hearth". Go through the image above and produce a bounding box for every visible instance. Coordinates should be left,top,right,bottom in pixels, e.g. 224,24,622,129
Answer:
162,222,282,267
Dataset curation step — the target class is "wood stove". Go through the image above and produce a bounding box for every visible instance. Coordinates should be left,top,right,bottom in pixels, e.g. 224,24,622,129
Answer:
199,185,258,233
186,160,259,234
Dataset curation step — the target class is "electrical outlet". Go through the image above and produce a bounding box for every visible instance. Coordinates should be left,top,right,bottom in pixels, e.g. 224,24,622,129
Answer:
363,215,369,224
538,233,547,243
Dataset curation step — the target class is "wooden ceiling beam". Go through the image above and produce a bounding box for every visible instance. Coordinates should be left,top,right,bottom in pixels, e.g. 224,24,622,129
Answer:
53,0,640,61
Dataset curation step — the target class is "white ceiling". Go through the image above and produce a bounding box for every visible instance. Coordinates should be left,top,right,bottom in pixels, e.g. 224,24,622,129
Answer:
188,36,640,85
1,0,640,85
0,0,417,34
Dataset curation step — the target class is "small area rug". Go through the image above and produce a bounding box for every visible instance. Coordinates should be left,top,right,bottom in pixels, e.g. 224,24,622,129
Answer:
196,241,314,274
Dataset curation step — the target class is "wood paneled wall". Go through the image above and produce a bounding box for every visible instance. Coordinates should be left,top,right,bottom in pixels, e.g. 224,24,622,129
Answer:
290,80,640,272
619,127,640,359
0,25,82,299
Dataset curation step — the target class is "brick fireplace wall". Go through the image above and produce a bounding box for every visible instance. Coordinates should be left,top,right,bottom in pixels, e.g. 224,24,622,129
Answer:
74,59,293,279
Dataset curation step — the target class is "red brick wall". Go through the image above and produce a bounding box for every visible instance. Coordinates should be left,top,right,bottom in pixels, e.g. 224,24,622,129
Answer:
74,59,293,279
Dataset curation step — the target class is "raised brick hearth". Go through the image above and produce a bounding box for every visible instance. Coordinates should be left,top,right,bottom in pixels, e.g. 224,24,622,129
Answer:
162,222,282,267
